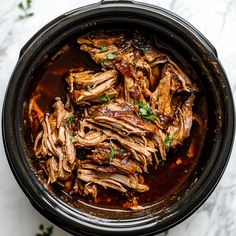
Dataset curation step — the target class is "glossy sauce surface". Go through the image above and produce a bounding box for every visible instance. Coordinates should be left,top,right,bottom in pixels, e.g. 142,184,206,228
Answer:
24,37,208,209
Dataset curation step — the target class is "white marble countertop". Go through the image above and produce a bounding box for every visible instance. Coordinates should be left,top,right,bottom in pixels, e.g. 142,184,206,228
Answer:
0,0,236,235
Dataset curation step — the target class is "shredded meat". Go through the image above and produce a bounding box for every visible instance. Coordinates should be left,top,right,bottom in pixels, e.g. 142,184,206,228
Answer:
32,30,198,210
77,169,149,193
87,99,156,136
66,70,118,104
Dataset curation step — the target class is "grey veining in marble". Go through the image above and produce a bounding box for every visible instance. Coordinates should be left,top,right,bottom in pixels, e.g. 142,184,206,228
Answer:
0,0,235,235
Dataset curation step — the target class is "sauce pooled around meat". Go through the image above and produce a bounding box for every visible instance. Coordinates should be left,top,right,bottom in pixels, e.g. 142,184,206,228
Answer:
28,31,207,210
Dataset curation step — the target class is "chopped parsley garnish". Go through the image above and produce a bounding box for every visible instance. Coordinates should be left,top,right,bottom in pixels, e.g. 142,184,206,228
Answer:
70,133,74,141
109,146,116,162
18,0,34,19
145,115,157,121
36,224,53,236
100,129,104,135
100,46,108,52
135,99,157,121
114,127,119,132
120,148,126,154
66,115,74,122
100,57,105,66
164,136,174,148
140,47,148,53
134,43,149,53
107,52,116,60
139,107,148,116
134,98,140,105
100,94,111,102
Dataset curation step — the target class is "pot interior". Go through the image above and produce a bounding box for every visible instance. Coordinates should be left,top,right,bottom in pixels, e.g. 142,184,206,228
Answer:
17,8,224,226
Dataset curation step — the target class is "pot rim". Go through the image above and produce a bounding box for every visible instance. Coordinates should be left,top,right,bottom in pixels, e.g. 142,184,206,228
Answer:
2,1,235,235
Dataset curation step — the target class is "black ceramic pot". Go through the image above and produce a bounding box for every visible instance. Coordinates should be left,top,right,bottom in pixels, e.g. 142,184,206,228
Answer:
2,0,235,235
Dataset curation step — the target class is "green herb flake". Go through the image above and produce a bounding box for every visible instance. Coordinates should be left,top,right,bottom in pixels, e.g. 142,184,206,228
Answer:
139,107,148,116
27,12,34,17
145,115,157,121
141,47,148,53
134,98,139,105
70,133,74,141
100,94,110,102
36,224,53,236
39,224,44,231
107,52,116,60
18,0,34,19
46,226,53,235
18,2,24,9
66,115,74,123
100,129,104,135
120,148,126,154
134,44,148,53
164,136,174,148
135,99,156,121
100,46,108,52
100,57,105,66
109,146,116,162
27,0,32,8
114,127,119,132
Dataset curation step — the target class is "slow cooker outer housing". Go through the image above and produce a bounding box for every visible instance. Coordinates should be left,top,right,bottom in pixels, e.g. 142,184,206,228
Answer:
2,0,235,235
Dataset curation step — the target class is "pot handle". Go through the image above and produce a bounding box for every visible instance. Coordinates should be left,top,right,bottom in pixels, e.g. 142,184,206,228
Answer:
100,0,134,4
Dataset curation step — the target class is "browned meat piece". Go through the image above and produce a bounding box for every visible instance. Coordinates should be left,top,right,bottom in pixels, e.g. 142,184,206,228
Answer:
168,58,193,92
80,44,119,68
84,142,143,174
66,70,118,90
86,144,110,164
123,196,144,210
34,98,77,183
87,100,157,136
155,64,172,115
83,184,98,198
80,161,118,173
153,129,167,161
111,157,143,175
71,78,117,104
78,32,125,68
154,63,193,115
52,97,69,128
78,32,125,48
46,156,58,183
66,70,118,104
73,121,107,147
73,129,107,147
167,94,195,147
115,48,153,103
65,128,76,164
102,129,156,172
77,169,149,193
124,76,135,103
88,88,118,103
28,93,44,132
132,31,167,65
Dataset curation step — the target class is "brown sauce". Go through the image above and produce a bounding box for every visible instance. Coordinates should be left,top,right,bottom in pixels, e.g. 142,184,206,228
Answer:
23,33,208,210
